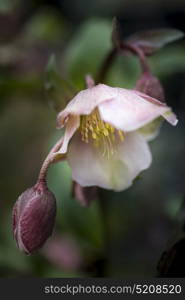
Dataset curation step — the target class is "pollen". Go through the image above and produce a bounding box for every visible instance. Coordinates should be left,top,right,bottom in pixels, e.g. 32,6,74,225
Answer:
80,108,125,158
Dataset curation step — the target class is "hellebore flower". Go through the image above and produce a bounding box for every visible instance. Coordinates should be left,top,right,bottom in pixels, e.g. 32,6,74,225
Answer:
12,181,56,254
57,84,177,191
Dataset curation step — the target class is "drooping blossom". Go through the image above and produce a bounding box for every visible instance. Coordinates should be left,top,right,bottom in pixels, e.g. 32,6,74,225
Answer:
56,84,177,191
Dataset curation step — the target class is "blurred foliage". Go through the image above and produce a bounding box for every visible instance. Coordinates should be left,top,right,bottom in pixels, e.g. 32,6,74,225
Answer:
0,0,185,278
64,19,112,87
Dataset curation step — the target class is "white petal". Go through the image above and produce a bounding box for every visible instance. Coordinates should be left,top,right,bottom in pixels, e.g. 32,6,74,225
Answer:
135,91,178,126
57,84,117,128
67,131,152,191
116,132,152,189
59,115,80,154
162,110,178,126
138,117,163,142
98,88,177,132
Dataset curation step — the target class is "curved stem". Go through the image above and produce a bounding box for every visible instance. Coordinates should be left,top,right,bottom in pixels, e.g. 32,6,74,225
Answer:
37,137,64,183
96,43,150,84
120,43,150,73
96,48,118,83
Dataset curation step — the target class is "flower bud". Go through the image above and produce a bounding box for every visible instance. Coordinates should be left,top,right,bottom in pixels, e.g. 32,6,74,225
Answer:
12,181,56,254
135,71,165,102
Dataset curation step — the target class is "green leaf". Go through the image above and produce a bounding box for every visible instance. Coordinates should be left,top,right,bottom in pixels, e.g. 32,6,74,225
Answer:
23,9,67,42
150,45,185,77
125,28,184,55
65,19,112,88
44,54,76,111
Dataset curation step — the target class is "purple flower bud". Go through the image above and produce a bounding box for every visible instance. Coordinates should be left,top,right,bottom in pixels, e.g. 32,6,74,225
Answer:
12,181,56,254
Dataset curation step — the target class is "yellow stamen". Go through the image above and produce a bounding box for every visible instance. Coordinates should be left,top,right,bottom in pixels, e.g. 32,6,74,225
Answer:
118,130,125,142
80,108,125,157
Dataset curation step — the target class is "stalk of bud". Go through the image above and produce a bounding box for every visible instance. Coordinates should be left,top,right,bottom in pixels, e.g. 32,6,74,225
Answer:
12,180,56,254
12,137,64,254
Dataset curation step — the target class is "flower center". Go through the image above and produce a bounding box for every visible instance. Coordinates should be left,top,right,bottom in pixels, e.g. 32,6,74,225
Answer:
80,108,124,158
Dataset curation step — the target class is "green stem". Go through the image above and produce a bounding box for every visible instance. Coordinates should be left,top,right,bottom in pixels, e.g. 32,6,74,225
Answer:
96,48,118,83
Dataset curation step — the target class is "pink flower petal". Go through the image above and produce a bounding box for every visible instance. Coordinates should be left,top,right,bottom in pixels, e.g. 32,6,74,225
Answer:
135,91,178,125
57,84,117,128
98,88,177,131
59,115,80,154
